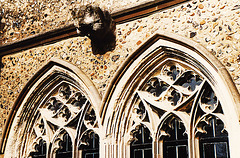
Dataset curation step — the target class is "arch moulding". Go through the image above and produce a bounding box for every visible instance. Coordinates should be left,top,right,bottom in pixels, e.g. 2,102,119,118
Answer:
100,31,240,157
101,31,240,123
1,31,240,158
0,58,102,157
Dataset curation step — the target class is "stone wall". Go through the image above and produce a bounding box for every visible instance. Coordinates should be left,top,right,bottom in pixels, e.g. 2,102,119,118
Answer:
0,0,154,45
0,0,240,145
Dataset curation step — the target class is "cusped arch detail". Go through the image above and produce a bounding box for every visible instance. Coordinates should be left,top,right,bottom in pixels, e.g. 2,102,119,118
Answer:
101,32,240,157
1,58,101,157
156,113,189,139
102,31,240,127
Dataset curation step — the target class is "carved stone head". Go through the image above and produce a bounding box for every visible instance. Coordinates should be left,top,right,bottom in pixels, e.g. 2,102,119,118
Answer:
72,5,116,55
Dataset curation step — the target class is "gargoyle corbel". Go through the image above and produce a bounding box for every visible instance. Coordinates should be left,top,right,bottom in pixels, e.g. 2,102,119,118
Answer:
71,5,116,55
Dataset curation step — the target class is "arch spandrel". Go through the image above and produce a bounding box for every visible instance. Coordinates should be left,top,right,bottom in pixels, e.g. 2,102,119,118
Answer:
1,58,102,157
101,32,240,157
2,32,240,158
101,31,240,125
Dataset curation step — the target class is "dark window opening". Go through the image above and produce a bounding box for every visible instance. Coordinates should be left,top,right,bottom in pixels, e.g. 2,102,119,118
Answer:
163,118,188,158
199,116,229,158
130,125,152,158
29,139,47,158
79,131,100,158
56,133,72,158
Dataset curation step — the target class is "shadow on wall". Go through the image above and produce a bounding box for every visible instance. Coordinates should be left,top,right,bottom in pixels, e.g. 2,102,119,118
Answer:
0,13,6,46
71,5,116,55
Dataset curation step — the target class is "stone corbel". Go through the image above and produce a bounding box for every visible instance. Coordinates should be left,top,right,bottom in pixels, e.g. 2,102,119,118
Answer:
71,5,116,55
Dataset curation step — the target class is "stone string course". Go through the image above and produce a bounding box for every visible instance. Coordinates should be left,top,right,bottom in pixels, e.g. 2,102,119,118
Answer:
0,0,149,44
0,0,240,142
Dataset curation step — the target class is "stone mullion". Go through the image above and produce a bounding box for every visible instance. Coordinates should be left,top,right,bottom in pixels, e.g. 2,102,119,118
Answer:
189,80,207,158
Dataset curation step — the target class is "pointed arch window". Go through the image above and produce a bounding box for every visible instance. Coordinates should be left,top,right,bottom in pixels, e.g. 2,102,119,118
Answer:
162,118,188,158
111,38,236,158
29,139,47,158
4,35,240,158
79,131,100,158
130,125,152,158
198,116,229,158
56,133,73,158
3,60,102,158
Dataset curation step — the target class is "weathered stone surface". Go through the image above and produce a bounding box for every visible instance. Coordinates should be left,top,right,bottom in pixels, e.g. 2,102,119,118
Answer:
1,0,240,145
0,9,5,45
72,5,116,55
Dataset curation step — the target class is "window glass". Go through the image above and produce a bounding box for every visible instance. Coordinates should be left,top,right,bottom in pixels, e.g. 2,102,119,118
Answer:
199,116,229,158
163,118,188,158
30,139,47,158
130,125,152,158
79,131,100,158
56,133,72,158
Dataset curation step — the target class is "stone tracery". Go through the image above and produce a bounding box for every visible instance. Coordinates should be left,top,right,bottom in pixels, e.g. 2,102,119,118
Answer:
127,58,229,158
3,34,240,158
24,82,100,157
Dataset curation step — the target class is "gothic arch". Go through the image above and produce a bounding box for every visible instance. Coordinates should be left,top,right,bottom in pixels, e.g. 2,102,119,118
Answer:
2,58,102,157
101,32,240,157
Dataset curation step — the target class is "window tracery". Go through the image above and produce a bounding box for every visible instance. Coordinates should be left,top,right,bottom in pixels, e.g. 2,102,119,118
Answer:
29,139,47,158
130,125,152,158
128,61,230,158
79,130,100,158
55,133,73,158
21,82,100,158
4,36,240,158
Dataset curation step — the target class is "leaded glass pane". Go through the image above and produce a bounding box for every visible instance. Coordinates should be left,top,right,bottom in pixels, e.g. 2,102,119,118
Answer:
199,116,229,158
56,133,72,158
130,125,152,158
29,139,47,158
79,131,100,158
163,118,188,158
